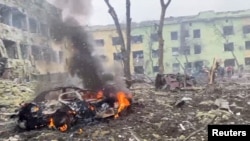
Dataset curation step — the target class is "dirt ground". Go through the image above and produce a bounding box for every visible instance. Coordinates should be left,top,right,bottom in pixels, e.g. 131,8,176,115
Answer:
1,81,250,141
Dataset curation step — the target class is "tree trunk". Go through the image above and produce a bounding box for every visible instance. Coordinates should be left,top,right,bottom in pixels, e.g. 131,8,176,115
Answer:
231,51,239,68
125,0,132,80
148,27,154,74
158,0,171,74
175,57,185,71
104,0,131,79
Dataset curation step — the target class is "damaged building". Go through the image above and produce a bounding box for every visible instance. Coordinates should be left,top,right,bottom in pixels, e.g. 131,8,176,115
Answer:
0,0,67,81
90,9,250,77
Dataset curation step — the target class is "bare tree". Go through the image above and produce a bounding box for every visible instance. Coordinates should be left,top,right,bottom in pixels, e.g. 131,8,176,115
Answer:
158,0,172,74
212,23,240,68
104,0,132,79
145,25,157,74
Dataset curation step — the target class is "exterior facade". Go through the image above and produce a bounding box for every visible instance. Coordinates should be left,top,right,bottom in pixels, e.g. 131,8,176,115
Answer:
90,9,250,77
0,0,67,80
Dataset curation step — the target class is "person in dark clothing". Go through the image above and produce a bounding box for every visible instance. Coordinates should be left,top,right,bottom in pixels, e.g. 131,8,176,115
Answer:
155,73,166,90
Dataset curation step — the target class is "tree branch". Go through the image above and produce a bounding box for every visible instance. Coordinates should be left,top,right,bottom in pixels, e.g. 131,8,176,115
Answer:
161,0,172,8
160,0,164,6
104,0,126,54
104,0,131,79
158,0,172,73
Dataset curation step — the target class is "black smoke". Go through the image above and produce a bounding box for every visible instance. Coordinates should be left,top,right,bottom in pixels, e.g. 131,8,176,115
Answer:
50,17,104,90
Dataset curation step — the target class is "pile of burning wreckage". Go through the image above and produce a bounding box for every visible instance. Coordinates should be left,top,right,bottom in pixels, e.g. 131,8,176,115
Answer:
10,85,132,133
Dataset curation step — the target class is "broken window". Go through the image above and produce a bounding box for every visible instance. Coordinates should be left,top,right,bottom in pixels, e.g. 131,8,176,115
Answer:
20,44,29,59
51,50,57,62
59,51,63,63
224,59,235,67
12,8,27,30
194,45,201,54
0,5,12,25
134,66,144,74
113,52,122,60
224,42,234,51
131,35,143,44
183,47,190,55
193,29,200,38
31,46,43,61
95,39,105,47
194,61,203,70
172,47,179,56
152,49,159,58
43,47,52,62
223,26,234,36
153,66,159,73
245,41,250,50
40,23,49,36
133,51,143,59
245,57,250,66
3,40,18,59
171,31,178,40
112,37,122,46
184,62,192,69
150,33,158,42
172,63,180,72
243,25,250,34
29,18,37,33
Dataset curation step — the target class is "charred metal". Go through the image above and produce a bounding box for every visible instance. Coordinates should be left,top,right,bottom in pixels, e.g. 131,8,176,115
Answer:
155,73,197,91
11,86,132,132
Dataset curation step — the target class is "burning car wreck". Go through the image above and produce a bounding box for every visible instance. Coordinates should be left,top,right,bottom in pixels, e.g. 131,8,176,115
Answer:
10,85,132,132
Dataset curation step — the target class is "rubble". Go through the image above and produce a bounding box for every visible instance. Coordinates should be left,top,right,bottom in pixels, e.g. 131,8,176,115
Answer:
0,79,36,110
155,73,197,91
0,81,249,140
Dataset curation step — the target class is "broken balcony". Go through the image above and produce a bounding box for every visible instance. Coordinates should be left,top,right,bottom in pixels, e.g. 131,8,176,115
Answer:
0,4,12,26
12,7,27,30
3,39,18,59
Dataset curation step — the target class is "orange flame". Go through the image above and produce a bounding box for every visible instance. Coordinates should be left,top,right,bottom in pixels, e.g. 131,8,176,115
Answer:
114,91,131,118
31,106,39,112
89,105,95,111
59,124,68,132
96,91,104,99
82,91,104,100
48,118,56,129
48,118,68,132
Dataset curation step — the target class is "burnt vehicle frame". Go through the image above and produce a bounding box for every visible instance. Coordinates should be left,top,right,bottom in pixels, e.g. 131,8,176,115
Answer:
11,86,132,132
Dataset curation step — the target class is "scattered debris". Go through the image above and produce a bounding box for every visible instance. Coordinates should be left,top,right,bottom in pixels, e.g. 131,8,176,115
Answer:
179,124,186,131
10,85,132,132
175,97,192,108
214,98,233,114
155,73,197,91
1,80,250,140
183,115,217,141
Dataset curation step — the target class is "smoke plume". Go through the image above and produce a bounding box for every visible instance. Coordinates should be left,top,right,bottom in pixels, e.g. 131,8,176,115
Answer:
50,17,103,90
48,0,92,25
49,0,128,91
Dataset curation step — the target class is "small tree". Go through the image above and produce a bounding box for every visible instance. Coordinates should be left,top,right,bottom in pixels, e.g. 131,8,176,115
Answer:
104,0,132,80
158,0,172,74
212,23,240,68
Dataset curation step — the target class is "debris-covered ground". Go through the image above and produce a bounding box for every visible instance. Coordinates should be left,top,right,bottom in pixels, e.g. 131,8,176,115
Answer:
1,80,250,141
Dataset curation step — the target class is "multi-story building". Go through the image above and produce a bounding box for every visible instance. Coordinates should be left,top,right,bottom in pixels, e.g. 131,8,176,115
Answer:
0,0,67,80
90,9,250,77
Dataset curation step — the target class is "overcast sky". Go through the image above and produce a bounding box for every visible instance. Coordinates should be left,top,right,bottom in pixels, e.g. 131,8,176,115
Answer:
89,0,250,26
